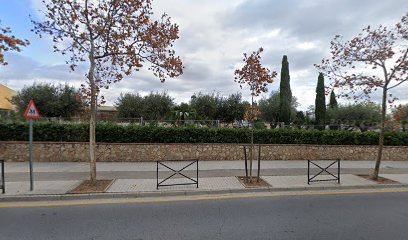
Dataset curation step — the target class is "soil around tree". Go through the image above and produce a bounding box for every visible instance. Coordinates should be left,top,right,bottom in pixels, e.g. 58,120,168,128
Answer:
358,175,400,184
69,180,113,193
237,176,271,188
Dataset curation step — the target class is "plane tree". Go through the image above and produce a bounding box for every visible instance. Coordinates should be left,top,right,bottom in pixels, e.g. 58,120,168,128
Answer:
315,13,408,179
235,47,277,182
32,0,183,182
0,20,29,65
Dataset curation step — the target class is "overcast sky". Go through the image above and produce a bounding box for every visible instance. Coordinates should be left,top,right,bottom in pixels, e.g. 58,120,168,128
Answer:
1,0,407,110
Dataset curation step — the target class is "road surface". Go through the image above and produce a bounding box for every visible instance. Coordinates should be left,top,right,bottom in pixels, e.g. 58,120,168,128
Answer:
1,191,408,240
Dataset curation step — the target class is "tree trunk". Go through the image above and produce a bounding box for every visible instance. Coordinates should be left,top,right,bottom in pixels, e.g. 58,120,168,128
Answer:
249,125,253,182
84,0,97,183
372,87,387,179
88,55,97,183
249,95,254,183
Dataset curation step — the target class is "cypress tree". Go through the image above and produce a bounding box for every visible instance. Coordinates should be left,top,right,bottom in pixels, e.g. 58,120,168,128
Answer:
315,73,326,125
329,90,338,109
279,55,292,124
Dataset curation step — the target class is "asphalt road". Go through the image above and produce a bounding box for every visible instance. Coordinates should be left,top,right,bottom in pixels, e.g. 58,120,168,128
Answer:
1,191,408,240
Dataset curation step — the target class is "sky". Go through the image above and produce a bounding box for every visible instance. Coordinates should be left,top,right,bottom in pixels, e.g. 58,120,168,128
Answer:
0,0,407,111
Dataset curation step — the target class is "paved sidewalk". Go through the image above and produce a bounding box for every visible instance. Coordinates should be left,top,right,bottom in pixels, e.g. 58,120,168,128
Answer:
1,161,408,200
6,160,408,172
4,161,408,181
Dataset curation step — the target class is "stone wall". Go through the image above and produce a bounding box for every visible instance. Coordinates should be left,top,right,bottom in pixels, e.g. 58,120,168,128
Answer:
1,141,407,162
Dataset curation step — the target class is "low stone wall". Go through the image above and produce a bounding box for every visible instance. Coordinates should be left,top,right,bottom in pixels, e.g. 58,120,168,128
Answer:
0,141,407,162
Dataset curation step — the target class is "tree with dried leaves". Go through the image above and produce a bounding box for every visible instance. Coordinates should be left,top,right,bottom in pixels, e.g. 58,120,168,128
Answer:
315,13,408,179
393,104,408,131
235,47,277,182
0,20,29,65
32,0,183,183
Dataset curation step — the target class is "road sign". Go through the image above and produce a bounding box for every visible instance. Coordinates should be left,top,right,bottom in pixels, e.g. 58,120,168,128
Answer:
23,99,40,191
23,100,41,119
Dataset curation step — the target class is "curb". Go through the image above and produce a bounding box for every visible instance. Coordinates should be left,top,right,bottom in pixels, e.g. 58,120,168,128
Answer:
1,183,408,203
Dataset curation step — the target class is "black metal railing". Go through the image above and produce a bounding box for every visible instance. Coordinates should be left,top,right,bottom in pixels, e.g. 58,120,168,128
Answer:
307,159,340,184
0,160,4,194
156,159,199,189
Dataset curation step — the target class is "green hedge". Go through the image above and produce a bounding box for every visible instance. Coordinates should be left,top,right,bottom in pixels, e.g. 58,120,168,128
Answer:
0,122,407,145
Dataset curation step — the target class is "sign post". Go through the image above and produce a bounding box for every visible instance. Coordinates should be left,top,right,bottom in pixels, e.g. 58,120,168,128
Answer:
28,118,33,191
23,100,41,191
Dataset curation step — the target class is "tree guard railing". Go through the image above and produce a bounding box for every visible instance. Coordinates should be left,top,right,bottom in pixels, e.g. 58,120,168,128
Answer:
156,159,199,189
307,159,340,184
0,160,5,194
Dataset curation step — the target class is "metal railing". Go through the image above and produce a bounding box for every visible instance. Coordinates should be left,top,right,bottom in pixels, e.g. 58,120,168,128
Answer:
307,159,340,184
0,160,4,194
156,159,199,189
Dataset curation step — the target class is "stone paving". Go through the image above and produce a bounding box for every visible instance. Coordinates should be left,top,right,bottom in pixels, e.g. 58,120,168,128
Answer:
380,174,408,184
1,161,408,198
1,174,393,197
262,174,377,188
3,180,81,196
5,161,408,172
107,177,244,193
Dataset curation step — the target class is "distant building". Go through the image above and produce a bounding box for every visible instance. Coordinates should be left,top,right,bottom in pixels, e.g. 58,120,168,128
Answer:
0,84,17,112
97,105,118,121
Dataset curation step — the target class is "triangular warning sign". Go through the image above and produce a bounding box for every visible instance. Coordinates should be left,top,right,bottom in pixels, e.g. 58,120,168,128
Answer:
23,100,41,119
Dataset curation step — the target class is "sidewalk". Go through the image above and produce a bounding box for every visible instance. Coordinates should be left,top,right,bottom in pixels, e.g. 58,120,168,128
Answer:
2,161,408,201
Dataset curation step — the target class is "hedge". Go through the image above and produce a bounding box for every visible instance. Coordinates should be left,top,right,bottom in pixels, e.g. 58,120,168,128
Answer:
0,122,407,146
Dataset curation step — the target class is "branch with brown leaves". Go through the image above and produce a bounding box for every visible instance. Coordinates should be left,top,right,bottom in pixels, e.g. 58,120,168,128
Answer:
234,47,277,97
32,0,183,90
315,12,408,101
0,21,29,65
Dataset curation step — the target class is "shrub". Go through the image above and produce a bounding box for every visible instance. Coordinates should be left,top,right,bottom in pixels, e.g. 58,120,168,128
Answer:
0,122,407,146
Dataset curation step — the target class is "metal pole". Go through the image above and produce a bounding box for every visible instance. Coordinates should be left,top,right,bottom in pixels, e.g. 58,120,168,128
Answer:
243,146,248,178
257,145,261,182
1,160,4,194
196,159,199,188
29,119,34,191
156,161,159,190
307,160,310,185
338,159,341,184
250,124,253,182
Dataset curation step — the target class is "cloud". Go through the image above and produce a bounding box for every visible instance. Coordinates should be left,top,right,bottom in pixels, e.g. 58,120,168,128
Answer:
0,52,87,91
224,0,407,39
